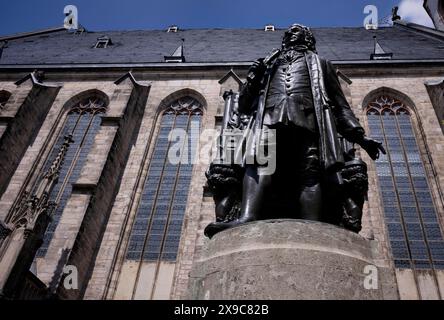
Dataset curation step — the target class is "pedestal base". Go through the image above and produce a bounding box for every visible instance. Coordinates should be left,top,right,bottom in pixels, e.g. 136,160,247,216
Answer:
188,219,398,300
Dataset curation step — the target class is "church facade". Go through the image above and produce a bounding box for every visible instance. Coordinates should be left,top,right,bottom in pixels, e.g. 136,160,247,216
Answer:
0,18,444,300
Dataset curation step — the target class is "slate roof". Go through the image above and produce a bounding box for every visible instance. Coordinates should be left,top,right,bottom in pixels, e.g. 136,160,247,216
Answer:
0,22,443,66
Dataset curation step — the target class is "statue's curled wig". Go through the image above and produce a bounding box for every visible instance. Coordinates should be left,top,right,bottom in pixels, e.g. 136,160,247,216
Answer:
282,24,317,53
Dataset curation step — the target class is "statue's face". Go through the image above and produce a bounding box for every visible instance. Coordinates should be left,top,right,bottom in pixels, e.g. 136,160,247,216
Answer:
283,24,306,48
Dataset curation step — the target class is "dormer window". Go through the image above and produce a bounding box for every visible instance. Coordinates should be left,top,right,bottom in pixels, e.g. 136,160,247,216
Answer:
74,26,86,35
164,43,185,63
370,36,393,60
167,25,178,33
95,36,112,48
264,25,275,32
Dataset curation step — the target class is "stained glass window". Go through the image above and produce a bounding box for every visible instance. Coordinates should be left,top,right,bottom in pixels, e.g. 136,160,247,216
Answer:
36,98,106,257
366,96,444,270
126,97,202,262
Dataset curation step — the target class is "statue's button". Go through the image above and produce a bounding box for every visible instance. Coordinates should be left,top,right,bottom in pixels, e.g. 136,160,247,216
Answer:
287,73,291,76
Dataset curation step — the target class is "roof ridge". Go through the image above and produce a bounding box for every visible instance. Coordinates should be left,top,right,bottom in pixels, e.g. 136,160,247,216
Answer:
0,27,67,42
47,26,382,34
0,25,397,39
393,20,444,41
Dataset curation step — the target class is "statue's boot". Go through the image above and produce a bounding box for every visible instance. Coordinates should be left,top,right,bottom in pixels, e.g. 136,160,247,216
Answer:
298,183,322,221
204,216,256,239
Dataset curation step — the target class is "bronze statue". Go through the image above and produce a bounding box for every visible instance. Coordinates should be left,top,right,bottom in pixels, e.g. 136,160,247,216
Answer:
205,24,385,238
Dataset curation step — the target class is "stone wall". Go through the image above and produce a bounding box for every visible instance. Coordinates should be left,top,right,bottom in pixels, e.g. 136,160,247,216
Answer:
0,78,60,198
85,77,224,300
346,68,444,299
56,77,151,299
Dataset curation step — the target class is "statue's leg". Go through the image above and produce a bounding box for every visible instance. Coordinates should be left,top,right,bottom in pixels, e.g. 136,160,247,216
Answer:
204,124,276,238
204,165,272,238
297,135,322,221
299,183,322,221
239,123,276,221
239,165,272,222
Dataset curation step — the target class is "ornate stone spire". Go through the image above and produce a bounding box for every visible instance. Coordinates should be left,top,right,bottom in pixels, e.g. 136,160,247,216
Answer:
8,134,73,233
0,134,74,298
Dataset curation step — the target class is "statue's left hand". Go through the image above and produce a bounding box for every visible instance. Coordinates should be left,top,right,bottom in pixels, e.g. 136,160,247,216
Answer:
359,137,386,160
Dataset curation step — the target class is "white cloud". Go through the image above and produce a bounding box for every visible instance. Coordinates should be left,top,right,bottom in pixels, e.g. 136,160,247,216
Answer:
398,0,435,28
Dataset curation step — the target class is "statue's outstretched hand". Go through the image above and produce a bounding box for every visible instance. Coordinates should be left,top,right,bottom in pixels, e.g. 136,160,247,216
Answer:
359,137,386,160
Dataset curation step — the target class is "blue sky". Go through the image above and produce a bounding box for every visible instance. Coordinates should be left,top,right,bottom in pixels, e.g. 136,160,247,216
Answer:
0,0,434,36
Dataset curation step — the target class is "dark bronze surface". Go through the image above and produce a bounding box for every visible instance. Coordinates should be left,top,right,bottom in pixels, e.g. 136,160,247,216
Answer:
205,24,385,238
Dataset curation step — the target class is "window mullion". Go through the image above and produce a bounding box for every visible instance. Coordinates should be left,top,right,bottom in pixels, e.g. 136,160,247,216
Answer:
394,114,439,277
158,112,193,262
149,112,194,299
35,99,106,257
129,113,178,300
378,113,416,270
137,113,179,263
54,112,96,203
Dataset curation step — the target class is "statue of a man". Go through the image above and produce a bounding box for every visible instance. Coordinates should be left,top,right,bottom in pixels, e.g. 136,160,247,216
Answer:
205,24,385,238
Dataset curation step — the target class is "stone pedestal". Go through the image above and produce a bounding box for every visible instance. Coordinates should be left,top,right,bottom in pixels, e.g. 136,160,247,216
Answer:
188,219,398,300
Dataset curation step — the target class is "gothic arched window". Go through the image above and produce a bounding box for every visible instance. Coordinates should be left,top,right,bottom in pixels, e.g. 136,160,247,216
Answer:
36,98,107,257
366,96,444,270
0,90,11,110
126,96,203,262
